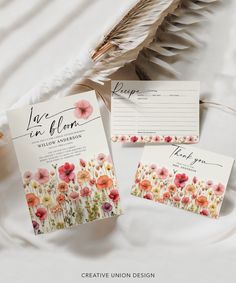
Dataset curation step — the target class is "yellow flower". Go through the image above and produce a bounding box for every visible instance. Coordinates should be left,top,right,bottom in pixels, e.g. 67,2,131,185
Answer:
208,190,213,196
209,203,217,213
106,164,112,171
42,194,52,206
77,170,90,183
31,181,39,189
152,187,160,194
56,222,65,229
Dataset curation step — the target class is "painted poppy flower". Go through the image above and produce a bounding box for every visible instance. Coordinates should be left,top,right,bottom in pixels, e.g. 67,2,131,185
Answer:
26,193,40,207
130,136,138,143
185,184,196,195
200,209,209,216
181,197,190,205
32,220,39,230
80,187,92,197
69,191,80,201
97,153,107,164
109,189,120,202
173,195,181,202
195,196,208,207
157,167,169,179
168,184,177,194
74,100,93,120
23,171,33,182
174,173,188,188
96,175,113,190
163,191,170,200
102,202,113,213
213,183,224,195
50,204,63,214
119,136,127,142
56,194,65,204
57,182,69,193
77,170,90,183
143,193,153,200
164,136,172,143
35,207,47,221
139,180,152,191
58,162,75,183
34,168,49,184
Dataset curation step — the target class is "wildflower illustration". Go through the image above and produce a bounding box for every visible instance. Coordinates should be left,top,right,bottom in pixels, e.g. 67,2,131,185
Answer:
23,153,122,234
131,163,225,218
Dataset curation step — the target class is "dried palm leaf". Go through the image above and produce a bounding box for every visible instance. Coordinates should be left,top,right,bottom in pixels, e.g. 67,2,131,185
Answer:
0,0,219,133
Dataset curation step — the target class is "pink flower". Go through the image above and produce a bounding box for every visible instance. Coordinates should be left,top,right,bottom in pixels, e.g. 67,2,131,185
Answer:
192,176,198,184
34,168,49,184
109,189,120,202
97,153,106,164
185,136,195,143
32,220,39,230
164,136,172,143
23,171,33,182
58,162,75,183
150,164,157,171
206,180,213,188
35,207,47,221
80,159,86,167
152,136,161,142
157,167,169,179
89,178,96,186
119,136,127,142
74,100,93,120
102,202,113,213
173,195,181,202
213,183,225,195
174,173,188,188
69,191,79,201
200,209,209,216
181,197,190,205
130,136,138,143
143,193,153,200
80,187,92,197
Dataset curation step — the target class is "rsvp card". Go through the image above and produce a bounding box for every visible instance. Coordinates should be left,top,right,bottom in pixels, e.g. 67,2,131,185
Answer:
131,144,234,218
111,81,200,144
7,91,122,235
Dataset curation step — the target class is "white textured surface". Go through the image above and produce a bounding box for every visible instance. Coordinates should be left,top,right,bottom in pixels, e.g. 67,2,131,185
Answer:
0,0,236,282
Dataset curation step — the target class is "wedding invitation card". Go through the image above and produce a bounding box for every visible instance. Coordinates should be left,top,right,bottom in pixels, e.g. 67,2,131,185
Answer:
7,91,122,234
111,81,200,144
131,144,234,218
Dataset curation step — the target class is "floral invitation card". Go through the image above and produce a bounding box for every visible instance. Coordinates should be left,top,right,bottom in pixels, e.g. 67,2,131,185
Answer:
111,81,200,144
131,144,234,218
7,91,122,234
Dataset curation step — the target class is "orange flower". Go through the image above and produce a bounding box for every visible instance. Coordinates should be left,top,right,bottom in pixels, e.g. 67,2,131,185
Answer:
56,194,65,204
185,184,196,195
50,204,63,214
57,182,68,193
26,193,40,207
96,175,113,190
77,170,90,183
139,180,152,191
168,184,176,194
163,191,170,200
195,196,208,207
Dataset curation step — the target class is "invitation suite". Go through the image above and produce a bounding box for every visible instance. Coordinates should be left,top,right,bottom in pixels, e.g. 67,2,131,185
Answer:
7,91,122,234
131,144,234,218
111,81,200,144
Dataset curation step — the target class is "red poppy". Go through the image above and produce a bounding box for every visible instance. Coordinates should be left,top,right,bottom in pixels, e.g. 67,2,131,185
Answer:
109,189,120,202
174,173,188,188
130,136,138,143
